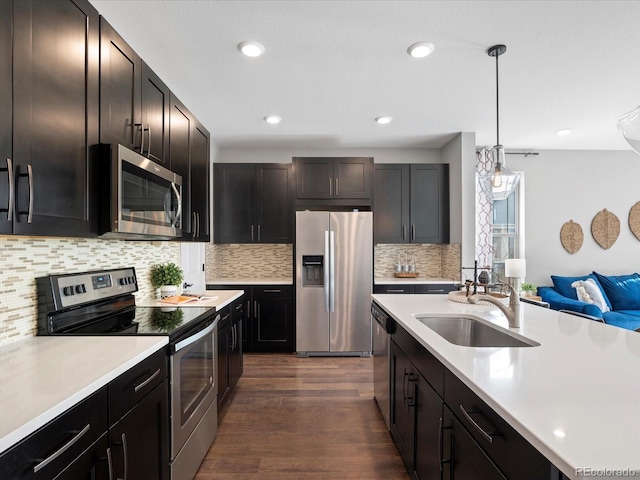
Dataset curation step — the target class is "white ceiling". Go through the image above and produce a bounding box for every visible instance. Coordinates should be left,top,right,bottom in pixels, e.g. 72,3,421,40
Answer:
89,0,640,151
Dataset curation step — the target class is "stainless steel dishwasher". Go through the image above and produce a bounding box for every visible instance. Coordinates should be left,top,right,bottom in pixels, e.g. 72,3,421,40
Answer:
371,301,395,430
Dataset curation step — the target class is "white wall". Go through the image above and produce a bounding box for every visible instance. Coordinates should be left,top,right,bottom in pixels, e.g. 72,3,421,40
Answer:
507,149,640,286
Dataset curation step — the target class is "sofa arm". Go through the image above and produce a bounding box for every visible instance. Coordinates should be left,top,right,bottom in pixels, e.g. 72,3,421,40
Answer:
538,286,604,319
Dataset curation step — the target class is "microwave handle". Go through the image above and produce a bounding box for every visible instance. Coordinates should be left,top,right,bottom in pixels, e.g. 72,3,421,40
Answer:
170,182,182,228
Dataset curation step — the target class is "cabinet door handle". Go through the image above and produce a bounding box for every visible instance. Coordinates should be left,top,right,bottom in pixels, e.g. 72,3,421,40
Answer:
133,368,161,393
335,177,339,196
33,423,91,473
120,432,129,480
387,289,405,293
328,177,332,196
458,404,501,444
402,225,406,241
258,224,261,241
192,212,197,239
402,369,408,406
196,212,200,238
251,224,254,241
134,121,144,154
406,372,417,407
254,300,258,319
427,289,445,293
438,416,452,473
247,300,251,317
106,447,114,480
411,224,415,242
4,158,14,221
26,164,34,223
145,124,151,156
263,289,281,293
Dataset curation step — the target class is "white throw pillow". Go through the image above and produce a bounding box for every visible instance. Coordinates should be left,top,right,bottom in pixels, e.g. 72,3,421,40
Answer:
572,279,610,312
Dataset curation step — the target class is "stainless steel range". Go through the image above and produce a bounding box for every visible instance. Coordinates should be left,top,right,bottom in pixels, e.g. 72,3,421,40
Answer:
37,267,218,480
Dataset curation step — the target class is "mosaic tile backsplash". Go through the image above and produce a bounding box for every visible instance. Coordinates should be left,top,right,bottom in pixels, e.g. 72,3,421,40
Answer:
375,243,461,280
205,244,293,281
0,236,179,346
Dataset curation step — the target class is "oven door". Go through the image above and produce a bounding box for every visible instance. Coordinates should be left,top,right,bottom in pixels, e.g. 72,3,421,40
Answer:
170,317,217,459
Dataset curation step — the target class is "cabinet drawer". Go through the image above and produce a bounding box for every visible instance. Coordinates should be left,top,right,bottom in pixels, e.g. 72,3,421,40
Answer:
392,323,444,397
253,286,293,297
231,300,245,321
218,306,232,330
414,284,458,294
373,285,415,294
0,387,108,480
444,369,551,480
109,348,168,425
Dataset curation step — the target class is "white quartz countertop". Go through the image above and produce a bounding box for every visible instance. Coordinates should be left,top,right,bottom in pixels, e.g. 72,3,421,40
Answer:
137,290,245,310
374,277,458,285
0,336,168,455
206,278,293,286
371,294,640,480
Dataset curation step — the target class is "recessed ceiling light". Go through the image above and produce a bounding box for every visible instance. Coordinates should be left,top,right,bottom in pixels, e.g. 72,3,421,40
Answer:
556,128,572,136
375,116,393,125
238,40,265,57
264,115,281,124
407,42,435,58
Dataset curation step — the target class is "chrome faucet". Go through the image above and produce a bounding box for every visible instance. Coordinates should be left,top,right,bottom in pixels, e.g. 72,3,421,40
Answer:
468,281,522,328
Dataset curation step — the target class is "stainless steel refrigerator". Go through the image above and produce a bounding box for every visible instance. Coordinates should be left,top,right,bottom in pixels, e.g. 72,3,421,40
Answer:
295,211,373,356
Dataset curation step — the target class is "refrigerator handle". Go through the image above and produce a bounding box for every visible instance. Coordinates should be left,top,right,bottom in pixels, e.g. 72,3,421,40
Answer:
324,230,330,312
330,230,335,313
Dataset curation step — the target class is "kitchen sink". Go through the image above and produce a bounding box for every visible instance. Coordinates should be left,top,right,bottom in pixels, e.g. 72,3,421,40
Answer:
416,316,540,348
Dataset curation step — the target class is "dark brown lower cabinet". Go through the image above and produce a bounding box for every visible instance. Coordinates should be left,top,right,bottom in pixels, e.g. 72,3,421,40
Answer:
207,285,295,353
109,379,170,480
218,297,245,414
390,339,443,480
388,319,559,480
442,407,506,480
252,286,294,351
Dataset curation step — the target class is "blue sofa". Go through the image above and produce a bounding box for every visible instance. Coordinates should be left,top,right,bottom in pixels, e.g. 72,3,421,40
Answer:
538,272,640,331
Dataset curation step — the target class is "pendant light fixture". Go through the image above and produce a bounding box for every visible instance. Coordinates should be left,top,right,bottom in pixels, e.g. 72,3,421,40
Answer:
478,44,520,201
617,105,640,155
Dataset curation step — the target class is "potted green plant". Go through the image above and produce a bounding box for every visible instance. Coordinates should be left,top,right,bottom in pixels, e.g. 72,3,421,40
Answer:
150,262,184,298
520,282,537,297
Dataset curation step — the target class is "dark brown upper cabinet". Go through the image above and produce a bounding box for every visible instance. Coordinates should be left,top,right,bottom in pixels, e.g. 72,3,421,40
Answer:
2,0,99,237
100,18,170,166
99,17,141,150
373,164,449,244
294,157,372,207
141,61,170,165
169,94,210,242
214,163,293,244
0,1,12,235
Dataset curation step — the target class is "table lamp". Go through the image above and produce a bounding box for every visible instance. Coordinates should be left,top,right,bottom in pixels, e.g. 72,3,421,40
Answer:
504,258,526,294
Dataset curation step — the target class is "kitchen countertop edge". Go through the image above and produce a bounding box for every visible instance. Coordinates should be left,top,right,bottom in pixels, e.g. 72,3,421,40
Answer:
371,293,640,480
0,336,168,455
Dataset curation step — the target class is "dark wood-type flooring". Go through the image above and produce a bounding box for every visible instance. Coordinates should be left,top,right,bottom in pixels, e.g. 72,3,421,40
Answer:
196,353,409,480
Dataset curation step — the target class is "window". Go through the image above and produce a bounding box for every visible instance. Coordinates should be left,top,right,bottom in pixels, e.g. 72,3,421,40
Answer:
491,177,524,279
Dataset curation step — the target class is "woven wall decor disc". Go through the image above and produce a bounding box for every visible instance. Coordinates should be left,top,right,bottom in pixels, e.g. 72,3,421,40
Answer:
560,220,584,254
591,209,620,250
629,201,640,241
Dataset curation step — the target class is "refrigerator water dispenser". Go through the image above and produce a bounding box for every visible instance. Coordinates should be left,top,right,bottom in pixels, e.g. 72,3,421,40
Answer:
302,255,324,286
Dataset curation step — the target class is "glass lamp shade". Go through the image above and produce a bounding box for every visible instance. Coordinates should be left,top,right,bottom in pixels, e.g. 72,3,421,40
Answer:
478,145,520,200
618,105,640,155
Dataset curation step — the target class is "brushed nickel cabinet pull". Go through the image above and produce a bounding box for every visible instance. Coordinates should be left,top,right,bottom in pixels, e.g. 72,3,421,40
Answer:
328,177,332,196
27,164,33,223
458,404,501,444
133,368,161,392
335,178,339,196
33,424,90,473
5,158,14,221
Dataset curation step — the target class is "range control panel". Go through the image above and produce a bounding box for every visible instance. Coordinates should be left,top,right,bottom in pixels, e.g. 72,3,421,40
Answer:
50,267,138,310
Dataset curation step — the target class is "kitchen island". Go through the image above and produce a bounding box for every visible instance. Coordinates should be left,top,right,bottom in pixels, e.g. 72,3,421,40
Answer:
372,294,640,480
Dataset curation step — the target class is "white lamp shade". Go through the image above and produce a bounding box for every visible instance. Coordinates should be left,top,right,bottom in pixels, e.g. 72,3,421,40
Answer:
504,259,526,278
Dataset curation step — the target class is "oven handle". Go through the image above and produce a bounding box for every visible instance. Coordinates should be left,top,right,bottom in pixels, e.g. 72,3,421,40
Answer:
173,316,218,353
170,181,182,228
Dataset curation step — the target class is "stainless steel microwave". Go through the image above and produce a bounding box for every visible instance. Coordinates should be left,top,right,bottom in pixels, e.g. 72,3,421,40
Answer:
99,144,182,240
